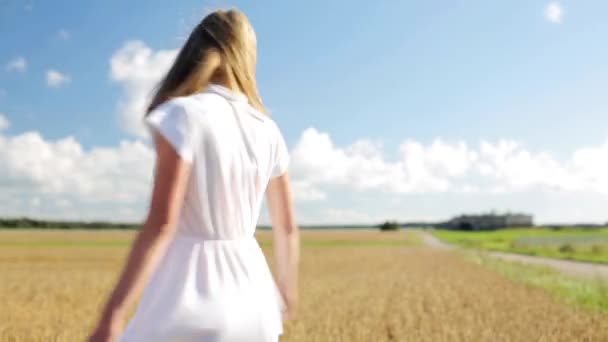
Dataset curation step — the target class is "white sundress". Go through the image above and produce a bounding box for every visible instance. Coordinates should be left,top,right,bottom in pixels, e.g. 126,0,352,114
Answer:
119,84,289,342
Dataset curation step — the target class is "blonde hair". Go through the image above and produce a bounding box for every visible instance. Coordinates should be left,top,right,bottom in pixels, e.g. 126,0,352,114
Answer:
147,9,264,114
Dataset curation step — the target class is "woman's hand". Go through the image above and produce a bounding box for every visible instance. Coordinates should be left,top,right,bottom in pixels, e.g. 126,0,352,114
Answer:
279,283,298,321
87,315,124,342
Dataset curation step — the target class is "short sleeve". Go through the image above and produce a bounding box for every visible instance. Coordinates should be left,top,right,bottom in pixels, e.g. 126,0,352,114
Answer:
145,101,195,163
271,126,290,178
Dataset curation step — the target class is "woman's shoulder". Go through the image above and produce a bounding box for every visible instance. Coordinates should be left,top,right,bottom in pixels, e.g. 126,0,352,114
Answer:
150,94,222,121
191,91,235,110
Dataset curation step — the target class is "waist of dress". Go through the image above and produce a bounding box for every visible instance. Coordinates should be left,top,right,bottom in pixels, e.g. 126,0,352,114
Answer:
173,231,257,244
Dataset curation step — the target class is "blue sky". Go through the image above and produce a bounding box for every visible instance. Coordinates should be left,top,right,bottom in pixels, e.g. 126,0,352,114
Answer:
1,1,607,224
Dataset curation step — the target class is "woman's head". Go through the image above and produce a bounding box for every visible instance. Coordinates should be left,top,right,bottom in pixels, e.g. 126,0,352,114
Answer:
147,9,263,114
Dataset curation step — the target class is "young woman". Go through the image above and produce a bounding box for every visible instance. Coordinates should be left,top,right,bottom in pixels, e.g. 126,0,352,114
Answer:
88,9,299,342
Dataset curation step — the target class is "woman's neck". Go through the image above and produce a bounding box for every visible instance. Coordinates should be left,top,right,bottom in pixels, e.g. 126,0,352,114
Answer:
210,73,241,93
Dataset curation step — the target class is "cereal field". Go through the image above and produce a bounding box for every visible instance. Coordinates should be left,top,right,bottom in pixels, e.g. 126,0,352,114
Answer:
1,229,607,341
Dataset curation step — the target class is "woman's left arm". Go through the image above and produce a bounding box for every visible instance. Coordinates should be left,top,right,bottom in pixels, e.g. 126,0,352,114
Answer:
88,133,192,342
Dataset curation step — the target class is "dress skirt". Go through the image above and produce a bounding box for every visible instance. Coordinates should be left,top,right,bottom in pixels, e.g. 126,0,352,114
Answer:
119,234,284,342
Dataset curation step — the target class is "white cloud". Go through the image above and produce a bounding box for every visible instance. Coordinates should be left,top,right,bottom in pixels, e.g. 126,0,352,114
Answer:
290,128,478,195
325,208,377,224
292,180,327,201
46,70,71,88
476,140,582,191
2,38,607,223
55,198,73,209
0,129,154,221
57,29,70,41
0,113,9,131
291,128,407,193
1,123,608,223
5,57,27,73
545,2,564,23
30,197,41,208
570,142,608,192
110,40,178,137
289,127,608,197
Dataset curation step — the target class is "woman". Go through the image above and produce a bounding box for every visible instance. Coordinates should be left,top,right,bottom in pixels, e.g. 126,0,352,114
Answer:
89,9,299,342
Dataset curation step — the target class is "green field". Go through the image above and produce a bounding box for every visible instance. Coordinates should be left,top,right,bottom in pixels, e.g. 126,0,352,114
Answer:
468,253,608,313
433,228,608,263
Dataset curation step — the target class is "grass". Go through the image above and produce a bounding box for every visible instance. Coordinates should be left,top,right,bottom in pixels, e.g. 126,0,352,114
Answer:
1,229,607,341
433,227,608,263
466,252,608,313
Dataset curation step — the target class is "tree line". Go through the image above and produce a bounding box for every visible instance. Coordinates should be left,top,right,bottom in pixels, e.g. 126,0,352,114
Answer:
0,217,427,231
0,218,139,230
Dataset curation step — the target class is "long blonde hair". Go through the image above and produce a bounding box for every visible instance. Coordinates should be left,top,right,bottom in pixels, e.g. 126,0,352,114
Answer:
147,9,264,114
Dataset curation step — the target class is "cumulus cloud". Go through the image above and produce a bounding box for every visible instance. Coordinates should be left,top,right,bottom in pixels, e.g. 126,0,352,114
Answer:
290,127,608,199
545,2,564,23
5,57,27,73
290,128,477,195
110,40,178,137
0,113,9,131
291,180,327,201
46,70,71,88
570,142,608,192
0,129,154,220
2,39,606,223
1,122,608,222
476,141,581,191
325,208,377,224
290,129,403,193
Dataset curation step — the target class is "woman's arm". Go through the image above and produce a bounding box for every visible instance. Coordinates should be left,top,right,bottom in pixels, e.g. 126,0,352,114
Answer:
88,133,191,341
265,172,300,321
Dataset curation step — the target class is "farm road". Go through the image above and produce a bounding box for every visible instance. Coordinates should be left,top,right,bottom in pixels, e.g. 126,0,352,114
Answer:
420,231,608,280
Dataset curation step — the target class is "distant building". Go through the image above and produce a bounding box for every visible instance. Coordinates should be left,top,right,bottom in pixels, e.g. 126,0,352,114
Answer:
442,213,534,231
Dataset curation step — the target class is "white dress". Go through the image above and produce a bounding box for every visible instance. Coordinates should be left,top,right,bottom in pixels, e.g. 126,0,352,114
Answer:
119,84,289,342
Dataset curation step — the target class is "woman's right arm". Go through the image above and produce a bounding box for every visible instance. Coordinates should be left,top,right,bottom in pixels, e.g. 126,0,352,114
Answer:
266,172,300,321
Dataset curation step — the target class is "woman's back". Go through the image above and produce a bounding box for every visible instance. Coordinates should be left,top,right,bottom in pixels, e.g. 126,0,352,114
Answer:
118,84,289,341
147,84,289,239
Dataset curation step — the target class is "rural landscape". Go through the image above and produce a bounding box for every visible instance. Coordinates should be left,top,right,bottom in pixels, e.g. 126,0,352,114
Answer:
3,1,608,341
1,218,607,341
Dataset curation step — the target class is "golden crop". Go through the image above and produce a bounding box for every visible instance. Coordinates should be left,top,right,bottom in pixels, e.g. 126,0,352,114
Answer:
0,229,606,341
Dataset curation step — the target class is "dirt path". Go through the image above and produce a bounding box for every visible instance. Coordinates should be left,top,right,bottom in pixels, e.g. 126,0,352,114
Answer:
420,231,608,279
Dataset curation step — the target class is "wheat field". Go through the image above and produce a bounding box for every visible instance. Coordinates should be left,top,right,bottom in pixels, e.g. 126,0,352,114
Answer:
0,229,607,341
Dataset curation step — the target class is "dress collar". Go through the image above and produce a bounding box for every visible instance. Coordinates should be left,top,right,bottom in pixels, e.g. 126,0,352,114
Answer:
205,84,249,103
